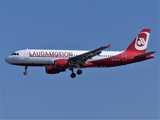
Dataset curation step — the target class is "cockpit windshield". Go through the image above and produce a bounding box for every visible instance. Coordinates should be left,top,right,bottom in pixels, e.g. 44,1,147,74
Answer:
11,53,19,55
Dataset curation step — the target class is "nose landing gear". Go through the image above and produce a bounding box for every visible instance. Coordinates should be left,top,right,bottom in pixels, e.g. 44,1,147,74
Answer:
23,66,28,75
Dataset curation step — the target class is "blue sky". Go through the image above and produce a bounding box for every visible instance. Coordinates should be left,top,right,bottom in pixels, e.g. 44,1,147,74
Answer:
1,0,159,119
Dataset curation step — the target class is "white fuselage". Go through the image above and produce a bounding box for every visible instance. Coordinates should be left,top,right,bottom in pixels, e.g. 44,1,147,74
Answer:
5,49,123,66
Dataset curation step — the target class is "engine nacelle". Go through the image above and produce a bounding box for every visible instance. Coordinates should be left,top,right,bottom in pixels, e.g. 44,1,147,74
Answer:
45,65,66,74
54,59,69,69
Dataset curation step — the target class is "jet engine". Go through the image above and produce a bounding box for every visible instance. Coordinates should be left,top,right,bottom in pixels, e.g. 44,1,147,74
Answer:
54,59,69,69
45,65,66,74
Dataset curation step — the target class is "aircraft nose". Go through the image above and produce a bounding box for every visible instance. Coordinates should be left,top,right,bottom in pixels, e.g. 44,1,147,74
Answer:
5,57,9,63
5,57,11,63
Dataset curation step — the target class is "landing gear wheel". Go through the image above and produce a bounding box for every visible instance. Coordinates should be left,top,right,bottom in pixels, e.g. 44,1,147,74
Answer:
77,69,82,75
23,66,28,75
71,73,76,78
23,71,27,75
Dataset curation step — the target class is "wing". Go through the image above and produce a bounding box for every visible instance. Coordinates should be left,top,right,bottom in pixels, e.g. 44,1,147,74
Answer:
68,44,111,66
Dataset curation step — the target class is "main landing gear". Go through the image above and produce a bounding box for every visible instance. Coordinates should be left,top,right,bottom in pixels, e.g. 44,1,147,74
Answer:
23,66,28,75
70,68,82,78
77,69,82,75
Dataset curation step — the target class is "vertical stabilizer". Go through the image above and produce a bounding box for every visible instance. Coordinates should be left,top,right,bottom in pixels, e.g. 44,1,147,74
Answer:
125,28,151,53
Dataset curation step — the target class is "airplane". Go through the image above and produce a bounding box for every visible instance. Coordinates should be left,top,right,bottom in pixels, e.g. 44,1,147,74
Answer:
5,28,156,78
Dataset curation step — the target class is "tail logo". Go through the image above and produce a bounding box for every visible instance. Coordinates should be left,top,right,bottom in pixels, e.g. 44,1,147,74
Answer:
135,32,149,50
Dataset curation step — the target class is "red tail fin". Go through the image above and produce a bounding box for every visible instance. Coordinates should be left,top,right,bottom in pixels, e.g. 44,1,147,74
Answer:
125,28,151,54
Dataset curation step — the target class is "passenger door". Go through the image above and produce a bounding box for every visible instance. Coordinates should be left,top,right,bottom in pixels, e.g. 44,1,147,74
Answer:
24,49,29,59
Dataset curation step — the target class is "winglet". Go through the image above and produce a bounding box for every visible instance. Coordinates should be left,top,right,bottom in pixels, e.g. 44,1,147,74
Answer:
106,44,111,49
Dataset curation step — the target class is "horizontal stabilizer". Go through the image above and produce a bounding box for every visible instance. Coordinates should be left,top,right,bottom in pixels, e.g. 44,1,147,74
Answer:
134,51,156,59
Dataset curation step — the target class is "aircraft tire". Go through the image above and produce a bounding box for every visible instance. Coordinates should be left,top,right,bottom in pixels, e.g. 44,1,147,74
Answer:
23,71,27,75
77,69,82,75
71,73,76,78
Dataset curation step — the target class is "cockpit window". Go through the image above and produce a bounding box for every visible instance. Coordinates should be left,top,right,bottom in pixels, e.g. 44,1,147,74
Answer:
11,53,19,55
11,53,16,55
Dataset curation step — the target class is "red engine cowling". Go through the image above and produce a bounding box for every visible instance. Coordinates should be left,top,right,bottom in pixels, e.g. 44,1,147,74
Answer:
54,59,69,69
45,66,66,74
